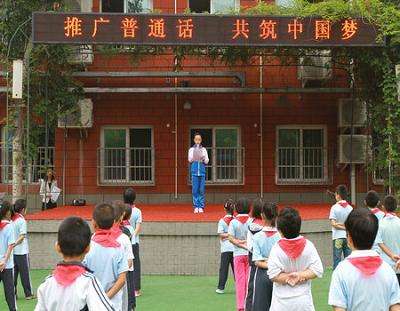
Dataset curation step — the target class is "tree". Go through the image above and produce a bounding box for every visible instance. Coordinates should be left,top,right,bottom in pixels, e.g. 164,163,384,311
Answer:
0,0,82,202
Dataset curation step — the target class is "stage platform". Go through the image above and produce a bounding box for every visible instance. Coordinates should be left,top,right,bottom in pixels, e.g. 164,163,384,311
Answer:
26,203,331,222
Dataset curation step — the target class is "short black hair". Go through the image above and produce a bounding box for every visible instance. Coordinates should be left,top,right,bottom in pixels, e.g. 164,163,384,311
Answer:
277,207,301,239
235,197,250,214
262,202,278,225
13,199,26,213
112,201,126,222
57,217,91,257
224,199,235,215
124,204,132,221
251,198,263,219
365,190,380,208
93,203,115,229
345,208,378,250
0,201,12,220
335,184,348,200
384,195,398,213
194,132,202,138
123,188,136,205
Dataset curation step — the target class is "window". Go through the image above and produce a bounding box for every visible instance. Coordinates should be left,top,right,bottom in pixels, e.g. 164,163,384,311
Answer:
189,0,239,13
101,0,153,13
100,127,154,184
189,127,244,184
0,128,55,183
276,126,327,184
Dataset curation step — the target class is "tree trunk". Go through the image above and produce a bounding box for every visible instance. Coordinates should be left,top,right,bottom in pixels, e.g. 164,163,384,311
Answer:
12,104,24,203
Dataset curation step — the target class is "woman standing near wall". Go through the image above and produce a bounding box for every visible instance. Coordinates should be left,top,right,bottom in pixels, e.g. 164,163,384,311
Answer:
39,169,58,211
188,133,209,213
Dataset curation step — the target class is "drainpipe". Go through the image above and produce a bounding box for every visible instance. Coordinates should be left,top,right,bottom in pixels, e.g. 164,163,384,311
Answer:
174,0,178,200
259,55,264,198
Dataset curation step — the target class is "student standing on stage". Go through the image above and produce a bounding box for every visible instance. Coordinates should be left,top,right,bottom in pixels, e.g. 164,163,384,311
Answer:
216,199,235,294
251,202,280,311
12,199,34,300
228,198,252,311
188,132,209,214
329,208,400,311
380,195,400,285
268,207,323,311
245,198,264,311
329,185,353,269
123,188,143,297
84,204,128,310
35,217,114,311
0,201,16,311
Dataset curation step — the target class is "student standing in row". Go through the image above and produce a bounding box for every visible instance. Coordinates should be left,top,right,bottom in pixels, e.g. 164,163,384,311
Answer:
329,185,353,269
123,188,143,297
12,199,34,300
0,201,16,311
329,208,400,311
380,195,400,285
84,204,128,310
245,199,264,311
268,207,323,311
35,217,114,311
228,198,252,311
251,202,280,311
216,199,235,294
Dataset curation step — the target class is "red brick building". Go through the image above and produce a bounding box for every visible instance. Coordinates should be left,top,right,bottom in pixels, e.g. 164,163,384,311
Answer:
0,0,382,209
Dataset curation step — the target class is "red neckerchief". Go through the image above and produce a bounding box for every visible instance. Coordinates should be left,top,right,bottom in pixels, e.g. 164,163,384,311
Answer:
385,212,397,218
252,218,264,226
121,220,130,226
371,208,382,215
111,223,123,239
11,213,24,222
92,229,121,248
278,236,307,259
348,256,383,276
338,200,350,208
264,227,278,238
0,220,10,230
236,215,249,224
53,262,88,287
222,215,233,226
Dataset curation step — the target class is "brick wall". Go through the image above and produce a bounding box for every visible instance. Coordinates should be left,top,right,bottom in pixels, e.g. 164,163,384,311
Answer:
28,219,332,274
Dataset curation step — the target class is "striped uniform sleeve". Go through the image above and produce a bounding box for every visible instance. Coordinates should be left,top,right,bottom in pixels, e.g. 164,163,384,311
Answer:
86,274,116,311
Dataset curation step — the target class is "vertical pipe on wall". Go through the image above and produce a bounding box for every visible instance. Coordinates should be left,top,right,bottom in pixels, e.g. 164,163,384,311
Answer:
259,55,264,198
174,0,178,199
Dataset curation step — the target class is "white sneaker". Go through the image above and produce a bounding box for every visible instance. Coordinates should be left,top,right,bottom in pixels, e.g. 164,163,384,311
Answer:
215,289,224,294
194,208,199,213
198,208,204,213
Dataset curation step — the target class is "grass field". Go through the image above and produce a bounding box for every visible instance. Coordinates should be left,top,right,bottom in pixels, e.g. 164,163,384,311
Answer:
1,269,333,310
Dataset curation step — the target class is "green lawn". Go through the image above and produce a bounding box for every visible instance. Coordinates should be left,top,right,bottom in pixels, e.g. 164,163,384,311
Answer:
1,269,332,310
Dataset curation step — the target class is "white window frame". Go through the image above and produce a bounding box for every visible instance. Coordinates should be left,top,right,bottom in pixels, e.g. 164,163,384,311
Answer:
188,0,240,14
100,125,155,185
188,125,243,185
275,125,328,185
100,0,153,13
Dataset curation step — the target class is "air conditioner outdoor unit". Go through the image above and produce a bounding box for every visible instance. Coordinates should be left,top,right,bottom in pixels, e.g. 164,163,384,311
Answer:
69,45,93,64
338,98,367,128
298,49,332,84
58,98,93,128
338,135,370,164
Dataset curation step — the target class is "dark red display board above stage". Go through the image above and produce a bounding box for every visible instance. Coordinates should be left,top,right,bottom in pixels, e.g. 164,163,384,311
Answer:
32,12,382,47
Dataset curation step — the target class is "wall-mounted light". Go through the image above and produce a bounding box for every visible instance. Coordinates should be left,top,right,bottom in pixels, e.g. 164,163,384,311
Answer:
183,101,192,110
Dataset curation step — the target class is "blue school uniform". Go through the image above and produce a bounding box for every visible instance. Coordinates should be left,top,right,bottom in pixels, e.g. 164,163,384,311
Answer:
0,221,15,269
129,206,142,245
252,228,281,262
380,214,400,272
83,240,129,310
228,215,251,257
13,216,28,255
329,250,400,311
188,145,209,210
217,216,234,253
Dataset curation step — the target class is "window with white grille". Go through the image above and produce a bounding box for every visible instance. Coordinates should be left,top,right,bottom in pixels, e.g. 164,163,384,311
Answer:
101,0,153,13
99,127,154,184
189,0,239,13
276,126,327,184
